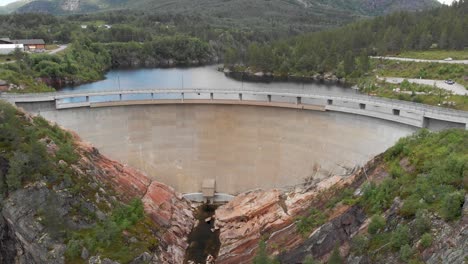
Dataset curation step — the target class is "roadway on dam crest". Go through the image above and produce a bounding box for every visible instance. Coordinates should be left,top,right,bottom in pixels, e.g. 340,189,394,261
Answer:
3,88,468,130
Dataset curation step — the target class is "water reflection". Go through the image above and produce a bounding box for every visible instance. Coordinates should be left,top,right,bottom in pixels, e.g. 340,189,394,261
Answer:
61,65,356,95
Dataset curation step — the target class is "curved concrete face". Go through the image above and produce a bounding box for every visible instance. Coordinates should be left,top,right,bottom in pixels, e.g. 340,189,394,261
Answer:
30,105,415,194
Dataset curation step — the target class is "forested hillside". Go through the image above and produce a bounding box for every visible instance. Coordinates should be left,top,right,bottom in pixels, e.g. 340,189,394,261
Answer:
5,0,439,34
225,0,467,78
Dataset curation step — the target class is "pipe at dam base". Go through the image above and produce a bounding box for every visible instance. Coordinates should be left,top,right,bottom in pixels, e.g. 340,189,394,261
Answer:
2,89,468,130
183,193,235,203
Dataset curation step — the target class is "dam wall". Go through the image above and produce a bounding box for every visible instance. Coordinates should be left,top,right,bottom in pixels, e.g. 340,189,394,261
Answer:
2,89,468,130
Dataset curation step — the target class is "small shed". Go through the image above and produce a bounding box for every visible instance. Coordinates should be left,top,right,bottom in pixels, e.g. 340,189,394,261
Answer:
0,80,9,92
202,179,216,198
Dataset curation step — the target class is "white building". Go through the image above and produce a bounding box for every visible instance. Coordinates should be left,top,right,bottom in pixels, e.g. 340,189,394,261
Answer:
0,44,24,55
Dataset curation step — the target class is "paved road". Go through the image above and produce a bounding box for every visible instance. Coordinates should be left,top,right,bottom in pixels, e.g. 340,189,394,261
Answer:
380,77,467,95
371,56,468,65
48,45,68,54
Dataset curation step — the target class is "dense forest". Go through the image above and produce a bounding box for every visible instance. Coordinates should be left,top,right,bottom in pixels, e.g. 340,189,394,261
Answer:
0,1,466,92
225,0,468,78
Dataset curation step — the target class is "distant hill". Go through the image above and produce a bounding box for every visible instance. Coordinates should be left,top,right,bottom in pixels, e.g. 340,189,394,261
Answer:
9,0,440,33
12,0,440,16
0,0,34,14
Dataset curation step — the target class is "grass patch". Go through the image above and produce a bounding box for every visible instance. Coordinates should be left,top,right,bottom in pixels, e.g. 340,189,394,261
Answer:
0,55,15,63
45,44,60,50
396,50,468,60
371,59,468,88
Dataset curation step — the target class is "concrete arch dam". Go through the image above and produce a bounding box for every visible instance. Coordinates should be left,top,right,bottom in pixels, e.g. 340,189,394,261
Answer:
2,89,466,194
3,89,468,130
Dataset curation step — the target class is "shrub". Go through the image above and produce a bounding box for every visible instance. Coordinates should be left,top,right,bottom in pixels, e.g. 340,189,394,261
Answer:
368,215,386,235
391,225,410,250
399,244,413,262
350,234,369,255
400,196,425,217
296,208,327,236
328,246,343,264
65,239,82,259
420,233,433,249
253,240,279,264
55,142,79,164
440,191,465,221
414,209,431,235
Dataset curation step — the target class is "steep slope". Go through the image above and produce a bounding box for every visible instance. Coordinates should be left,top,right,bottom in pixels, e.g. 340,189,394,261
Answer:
0,101,196,263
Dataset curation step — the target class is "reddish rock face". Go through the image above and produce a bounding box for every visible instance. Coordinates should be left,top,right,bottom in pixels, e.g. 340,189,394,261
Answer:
75,135,195,264
214,172,366,263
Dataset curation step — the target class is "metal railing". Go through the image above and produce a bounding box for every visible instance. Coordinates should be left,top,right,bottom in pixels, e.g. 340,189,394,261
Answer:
2,87,468,119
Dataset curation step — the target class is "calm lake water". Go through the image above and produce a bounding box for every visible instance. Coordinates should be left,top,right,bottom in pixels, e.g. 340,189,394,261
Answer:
61,65,356,95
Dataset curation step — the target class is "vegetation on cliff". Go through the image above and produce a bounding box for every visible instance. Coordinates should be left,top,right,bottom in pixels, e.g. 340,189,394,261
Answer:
349,129,467,262
0,101,161,262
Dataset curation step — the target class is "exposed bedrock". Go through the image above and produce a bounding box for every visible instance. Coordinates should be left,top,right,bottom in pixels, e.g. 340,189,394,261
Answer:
77,138,196,263
279,206,367,263
214,156,382,264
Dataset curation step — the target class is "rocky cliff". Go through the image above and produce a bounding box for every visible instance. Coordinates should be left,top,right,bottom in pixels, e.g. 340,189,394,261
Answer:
76,138,196,263
0,102,195,264
214,156,381,263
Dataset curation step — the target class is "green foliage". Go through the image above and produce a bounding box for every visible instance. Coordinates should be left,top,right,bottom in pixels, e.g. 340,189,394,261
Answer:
350,234,369,255
296,208,327,236
391,225,410,251
55,142,79,164
399,244,413,262
326,187,356,208
413,210,431,235
253,240,279,264
360,179,399,214
107,36,214,67
420,233,433,249
368,215,386,235
328,246,343,264
440,191,465,221
303,255,319,264
66,199,153,263
227,2,468,77
65,239,82,259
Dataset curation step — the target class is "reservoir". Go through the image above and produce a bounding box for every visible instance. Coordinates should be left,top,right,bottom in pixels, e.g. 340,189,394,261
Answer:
61,65,356,95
